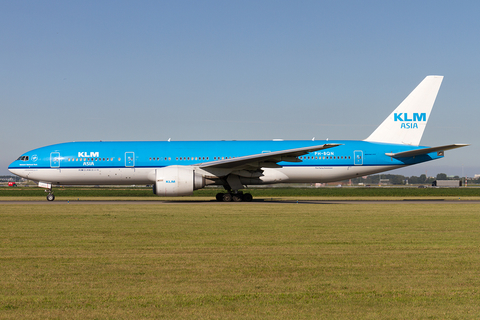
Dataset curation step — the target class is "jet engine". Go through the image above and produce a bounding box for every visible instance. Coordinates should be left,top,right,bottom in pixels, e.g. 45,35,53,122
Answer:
153,166,205,196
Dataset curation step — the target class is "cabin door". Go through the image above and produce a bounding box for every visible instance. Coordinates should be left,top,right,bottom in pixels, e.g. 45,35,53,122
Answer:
354,150,363,166
125,152,135,167
50,152,60,168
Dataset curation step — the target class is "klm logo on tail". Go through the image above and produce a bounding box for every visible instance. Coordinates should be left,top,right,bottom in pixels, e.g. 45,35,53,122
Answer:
394,113,426,129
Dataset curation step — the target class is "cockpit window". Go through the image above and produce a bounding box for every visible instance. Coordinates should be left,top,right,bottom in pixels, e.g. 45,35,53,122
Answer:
16,156,29,161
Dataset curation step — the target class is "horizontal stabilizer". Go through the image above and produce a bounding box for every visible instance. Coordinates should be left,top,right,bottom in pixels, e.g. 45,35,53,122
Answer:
385,144,469,158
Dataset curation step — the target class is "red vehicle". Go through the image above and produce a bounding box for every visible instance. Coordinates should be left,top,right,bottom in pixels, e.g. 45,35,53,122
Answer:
8,182,17,187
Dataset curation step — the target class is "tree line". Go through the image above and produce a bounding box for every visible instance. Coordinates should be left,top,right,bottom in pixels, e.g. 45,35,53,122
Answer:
350,173,474,185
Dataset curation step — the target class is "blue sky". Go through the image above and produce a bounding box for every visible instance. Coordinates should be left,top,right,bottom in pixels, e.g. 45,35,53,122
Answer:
1,1,478,177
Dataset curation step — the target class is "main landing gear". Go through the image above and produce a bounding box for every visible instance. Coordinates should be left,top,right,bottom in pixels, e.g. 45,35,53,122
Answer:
216,192,253,202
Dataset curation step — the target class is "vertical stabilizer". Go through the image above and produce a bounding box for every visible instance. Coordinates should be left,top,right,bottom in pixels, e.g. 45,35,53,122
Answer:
365,75,443,146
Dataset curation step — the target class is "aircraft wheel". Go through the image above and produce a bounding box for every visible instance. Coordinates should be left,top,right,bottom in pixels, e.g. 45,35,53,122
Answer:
243,193,253,202
222,193,233,202
216,193,224,201
232,194,243,202
46,193,55,201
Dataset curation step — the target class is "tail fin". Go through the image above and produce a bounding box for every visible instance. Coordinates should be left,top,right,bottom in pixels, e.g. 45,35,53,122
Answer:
365,75,444,146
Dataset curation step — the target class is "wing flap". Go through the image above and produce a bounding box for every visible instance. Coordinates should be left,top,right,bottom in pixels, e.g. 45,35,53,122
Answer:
385,144,468,158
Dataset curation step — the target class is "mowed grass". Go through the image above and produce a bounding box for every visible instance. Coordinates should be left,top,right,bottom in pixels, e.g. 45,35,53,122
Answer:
1,203,479,319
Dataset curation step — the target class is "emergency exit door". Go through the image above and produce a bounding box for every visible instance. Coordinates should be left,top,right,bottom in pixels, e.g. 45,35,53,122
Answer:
125,152,135,167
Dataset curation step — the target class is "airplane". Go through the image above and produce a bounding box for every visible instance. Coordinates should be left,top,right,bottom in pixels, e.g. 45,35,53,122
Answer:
8,75,468,202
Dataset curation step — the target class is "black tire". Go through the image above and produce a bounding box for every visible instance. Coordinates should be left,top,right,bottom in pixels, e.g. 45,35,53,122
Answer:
243,193,253,202
216,193,224,201
232,194,243,202
46,193,55,201
222,193,233,202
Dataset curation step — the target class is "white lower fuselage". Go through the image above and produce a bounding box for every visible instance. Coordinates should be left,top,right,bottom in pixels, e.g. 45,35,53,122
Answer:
9,165,403,186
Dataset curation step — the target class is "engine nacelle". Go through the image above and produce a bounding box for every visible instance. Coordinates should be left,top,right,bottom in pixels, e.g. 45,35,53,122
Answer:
153,166,205,196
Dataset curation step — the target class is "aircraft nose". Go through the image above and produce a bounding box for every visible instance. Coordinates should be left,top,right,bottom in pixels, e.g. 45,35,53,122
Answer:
8,161,15,173
8,165,25,179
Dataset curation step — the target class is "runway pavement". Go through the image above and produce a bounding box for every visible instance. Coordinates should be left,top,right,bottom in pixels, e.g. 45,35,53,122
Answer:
2,199,480,205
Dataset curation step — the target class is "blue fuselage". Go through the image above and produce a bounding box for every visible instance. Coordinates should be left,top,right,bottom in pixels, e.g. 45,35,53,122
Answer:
9,140,441,186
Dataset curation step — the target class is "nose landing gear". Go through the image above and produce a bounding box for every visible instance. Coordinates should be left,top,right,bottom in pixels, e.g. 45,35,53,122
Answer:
44,187,55,201
38,182,55,201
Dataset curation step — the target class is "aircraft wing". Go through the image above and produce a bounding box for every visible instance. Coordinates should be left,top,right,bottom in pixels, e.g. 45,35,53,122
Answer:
198,143,341,170
385,144,469,158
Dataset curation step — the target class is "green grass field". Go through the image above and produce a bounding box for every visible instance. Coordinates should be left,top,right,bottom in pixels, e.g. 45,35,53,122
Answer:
1,202,479,319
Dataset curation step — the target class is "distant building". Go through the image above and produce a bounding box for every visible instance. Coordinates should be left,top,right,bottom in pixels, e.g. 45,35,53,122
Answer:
432,180,462,187
379,179,390,185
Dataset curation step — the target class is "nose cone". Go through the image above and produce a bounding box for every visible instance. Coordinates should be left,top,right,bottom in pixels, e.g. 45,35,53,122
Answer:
8,160,17,172
8,161,25,178
8,167,21,177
